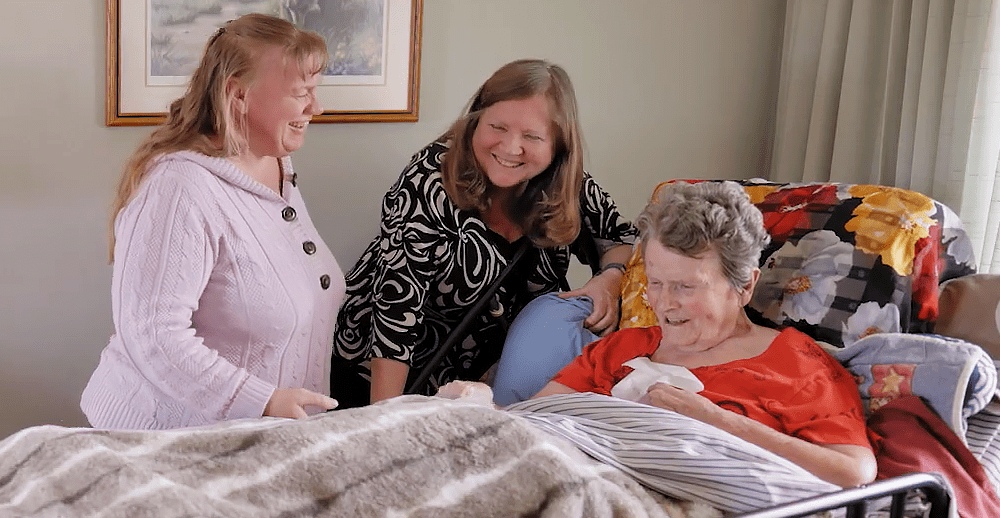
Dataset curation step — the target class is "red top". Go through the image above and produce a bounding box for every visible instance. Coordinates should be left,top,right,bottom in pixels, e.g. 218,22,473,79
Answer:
552,326,871,448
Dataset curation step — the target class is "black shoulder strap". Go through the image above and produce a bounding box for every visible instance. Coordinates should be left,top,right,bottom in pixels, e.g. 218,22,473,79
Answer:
405,238,532,395
574,218,602,275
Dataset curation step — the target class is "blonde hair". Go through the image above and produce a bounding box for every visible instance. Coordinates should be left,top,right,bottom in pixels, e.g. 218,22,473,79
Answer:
441,59,585,248
107,13,328,261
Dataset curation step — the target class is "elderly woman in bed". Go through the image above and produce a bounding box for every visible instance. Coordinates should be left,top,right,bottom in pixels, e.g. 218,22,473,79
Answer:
531,181,877,489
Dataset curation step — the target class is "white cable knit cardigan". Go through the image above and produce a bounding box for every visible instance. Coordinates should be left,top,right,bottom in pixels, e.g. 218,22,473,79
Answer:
81,151,345,430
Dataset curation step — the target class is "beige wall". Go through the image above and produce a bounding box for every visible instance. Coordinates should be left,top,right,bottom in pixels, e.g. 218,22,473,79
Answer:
0,0,784,438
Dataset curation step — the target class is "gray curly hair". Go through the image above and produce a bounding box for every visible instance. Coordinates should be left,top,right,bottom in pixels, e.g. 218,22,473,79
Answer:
635,181,770,290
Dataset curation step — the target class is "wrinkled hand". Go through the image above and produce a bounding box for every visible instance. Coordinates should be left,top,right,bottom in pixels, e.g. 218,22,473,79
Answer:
640,382,719,423
436,380,496,407
264,387,338,419
559,270,622,336
436,380,489,399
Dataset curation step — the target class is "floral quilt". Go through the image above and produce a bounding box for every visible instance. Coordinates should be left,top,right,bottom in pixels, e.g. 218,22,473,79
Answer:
832,332,998,438
620,180,977,348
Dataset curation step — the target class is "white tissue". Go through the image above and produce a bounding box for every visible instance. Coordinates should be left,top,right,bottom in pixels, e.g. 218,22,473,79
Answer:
610,357,704,402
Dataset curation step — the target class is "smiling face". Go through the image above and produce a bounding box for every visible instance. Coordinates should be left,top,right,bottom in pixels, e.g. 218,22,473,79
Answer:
241,46,323,158
644,239,755,352
471,95,557,191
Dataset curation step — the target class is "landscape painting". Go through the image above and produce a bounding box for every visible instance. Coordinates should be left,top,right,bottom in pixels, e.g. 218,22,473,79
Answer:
149,0,386,85
107,0,421,125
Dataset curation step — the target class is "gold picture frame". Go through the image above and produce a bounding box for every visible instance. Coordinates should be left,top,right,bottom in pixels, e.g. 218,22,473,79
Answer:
106,0,422,126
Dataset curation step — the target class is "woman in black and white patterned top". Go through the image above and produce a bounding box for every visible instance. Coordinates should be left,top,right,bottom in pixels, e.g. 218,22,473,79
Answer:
331,59,638,408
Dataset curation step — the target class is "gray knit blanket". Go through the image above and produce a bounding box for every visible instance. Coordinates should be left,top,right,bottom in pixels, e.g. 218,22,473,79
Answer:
0,395,713,518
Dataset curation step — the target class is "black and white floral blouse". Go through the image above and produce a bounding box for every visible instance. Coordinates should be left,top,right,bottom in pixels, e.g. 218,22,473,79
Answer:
331,141,637,402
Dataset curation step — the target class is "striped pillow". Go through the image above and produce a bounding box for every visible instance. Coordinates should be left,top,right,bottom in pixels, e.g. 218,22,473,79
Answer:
507,393,839,513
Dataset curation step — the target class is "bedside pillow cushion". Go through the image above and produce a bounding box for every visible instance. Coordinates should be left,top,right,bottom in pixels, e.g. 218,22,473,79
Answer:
935,274,1000,359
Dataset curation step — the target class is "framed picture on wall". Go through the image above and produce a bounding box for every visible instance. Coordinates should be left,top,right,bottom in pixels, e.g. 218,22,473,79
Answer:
105,0,423,126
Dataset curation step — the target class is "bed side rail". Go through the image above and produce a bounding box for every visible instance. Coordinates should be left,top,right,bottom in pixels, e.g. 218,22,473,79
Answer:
732,472,950,518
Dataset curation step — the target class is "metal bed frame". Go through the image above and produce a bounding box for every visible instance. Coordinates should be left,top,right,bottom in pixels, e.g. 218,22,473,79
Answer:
734,472,951,518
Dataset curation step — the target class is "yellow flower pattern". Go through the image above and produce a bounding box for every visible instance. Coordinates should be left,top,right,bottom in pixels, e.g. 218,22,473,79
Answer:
620,245,657,329
742,185,779,205
620,181,672,329
845,185,935,276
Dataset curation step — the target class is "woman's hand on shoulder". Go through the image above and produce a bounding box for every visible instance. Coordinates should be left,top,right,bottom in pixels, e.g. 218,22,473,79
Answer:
264,387,338,419
561,244,633,336
560,269,623,336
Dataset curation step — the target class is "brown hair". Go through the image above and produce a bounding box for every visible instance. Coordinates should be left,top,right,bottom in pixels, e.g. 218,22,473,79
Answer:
107,13,328,261
441,59,584,248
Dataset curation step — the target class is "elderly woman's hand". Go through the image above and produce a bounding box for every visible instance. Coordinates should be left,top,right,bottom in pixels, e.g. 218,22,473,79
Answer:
436,380,495,407
559,269,623,336
645,383,878,488
641,382,721,424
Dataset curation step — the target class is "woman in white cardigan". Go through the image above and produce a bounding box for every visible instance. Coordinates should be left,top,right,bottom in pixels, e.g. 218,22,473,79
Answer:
81,13,344,430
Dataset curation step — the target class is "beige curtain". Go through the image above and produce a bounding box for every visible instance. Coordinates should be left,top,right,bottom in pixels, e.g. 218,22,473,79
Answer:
771,0,1000,272
949,2,1000,272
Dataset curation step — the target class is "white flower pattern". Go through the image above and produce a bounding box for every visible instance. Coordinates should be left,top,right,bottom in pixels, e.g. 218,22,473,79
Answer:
753,230,855,325
841,301,901,346
939,202,978,270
